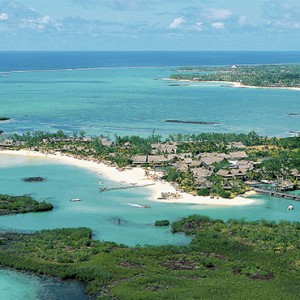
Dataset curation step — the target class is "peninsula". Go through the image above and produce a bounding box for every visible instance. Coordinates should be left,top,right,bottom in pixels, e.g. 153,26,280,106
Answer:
169,64,300,89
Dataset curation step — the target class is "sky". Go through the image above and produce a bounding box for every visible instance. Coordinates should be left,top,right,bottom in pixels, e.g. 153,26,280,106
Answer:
0,0,300,51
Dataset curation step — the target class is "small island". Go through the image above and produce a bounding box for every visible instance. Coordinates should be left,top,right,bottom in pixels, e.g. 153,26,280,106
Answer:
0,194,53,215
170,64,300,88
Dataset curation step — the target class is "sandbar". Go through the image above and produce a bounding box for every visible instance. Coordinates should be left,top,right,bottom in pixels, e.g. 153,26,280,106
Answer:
0,149,256,206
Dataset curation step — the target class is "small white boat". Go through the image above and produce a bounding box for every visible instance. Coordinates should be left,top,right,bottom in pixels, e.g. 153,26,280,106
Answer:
127,203,151,208
70,198,81,202
287,204,294,210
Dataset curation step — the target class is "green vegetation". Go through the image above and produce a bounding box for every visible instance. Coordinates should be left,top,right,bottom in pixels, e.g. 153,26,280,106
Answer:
155,220,170,226
162,168,196,193
0,194,53,215
247,142,300,181
1,217,300,299
170,64,300,88
168,131,264,146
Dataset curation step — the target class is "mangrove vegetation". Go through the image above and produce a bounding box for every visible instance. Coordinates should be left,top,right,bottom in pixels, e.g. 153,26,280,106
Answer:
0,194,53,215
0,217,300,299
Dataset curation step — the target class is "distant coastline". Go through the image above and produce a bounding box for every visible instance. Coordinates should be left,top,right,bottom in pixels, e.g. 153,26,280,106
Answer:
169,64,300,91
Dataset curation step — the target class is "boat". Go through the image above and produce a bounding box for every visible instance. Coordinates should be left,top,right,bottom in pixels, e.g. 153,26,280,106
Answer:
70,198,81,202
127,203,151,208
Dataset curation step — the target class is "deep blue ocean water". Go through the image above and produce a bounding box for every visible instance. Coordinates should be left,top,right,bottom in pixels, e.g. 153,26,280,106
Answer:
0,51,300,299
1,51,300,71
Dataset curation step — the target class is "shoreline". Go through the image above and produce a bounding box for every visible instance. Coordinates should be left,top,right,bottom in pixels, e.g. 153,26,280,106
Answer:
167,78,300,91
226,81,300,91
0,149,256,206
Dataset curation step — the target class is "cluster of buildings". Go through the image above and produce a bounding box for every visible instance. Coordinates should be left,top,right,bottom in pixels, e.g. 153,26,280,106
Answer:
131,141,255,192
131,141,300,193
1,136,299,194
0,139,25,148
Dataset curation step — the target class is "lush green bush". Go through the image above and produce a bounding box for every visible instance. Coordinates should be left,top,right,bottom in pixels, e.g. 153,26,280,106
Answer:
0,194,53,215
155,220,170,226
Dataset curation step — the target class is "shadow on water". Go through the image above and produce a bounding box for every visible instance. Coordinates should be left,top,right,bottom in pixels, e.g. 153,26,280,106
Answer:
0,268,89,300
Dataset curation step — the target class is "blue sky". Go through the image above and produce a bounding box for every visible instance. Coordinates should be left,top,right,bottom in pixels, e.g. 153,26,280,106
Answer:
0,0,300,50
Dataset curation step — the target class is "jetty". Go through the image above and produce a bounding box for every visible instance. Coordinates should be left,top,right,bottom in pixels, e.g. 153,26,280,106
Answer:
99,183,154,192
251,187,300,201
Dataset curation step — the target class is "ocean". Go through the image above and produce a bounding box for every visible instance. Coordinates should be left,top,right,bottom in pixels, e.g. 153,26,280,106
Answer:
1,51,300,137
0,51,300,299
1,51,300,71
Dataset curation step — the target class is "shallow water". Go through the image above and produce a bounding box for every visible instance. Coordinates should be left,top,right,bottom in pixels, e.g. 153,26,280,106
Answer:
0,154,192,246
1,154,299,247
1,67,299,137
0,269,87,300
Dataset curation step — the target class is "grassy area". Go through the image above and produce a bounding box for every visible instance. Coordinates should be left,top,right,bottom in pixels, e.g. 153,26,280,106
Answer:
0,194,53,215
0,216,299,299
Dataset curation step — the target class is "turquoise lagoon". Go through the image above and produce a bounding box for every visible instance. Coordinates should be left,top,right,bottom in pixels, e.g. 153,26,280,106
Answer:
1,154,299,247
1,67,299,137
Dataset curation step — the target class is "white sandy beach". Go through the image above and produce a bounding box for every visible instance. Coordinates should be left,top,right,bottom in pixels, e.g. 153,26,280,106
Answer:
170,78,300,91
0,149,256,206
166,77,300,91
228,81,300,91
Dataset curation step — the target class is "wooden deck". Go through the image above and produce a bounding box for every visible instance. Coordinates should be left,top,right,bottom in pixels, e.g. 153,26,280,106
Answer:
99,183,154,192
251,187,300,201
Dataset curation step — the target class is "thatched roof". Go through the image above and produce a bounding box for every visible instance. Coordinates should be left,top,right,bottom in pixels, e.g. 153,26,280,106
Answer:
201,156,224,165
216,169,231,177
132,155,147,164
228,142,246,149
147,155,169,163
192,167,212,178
229,151,248,159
